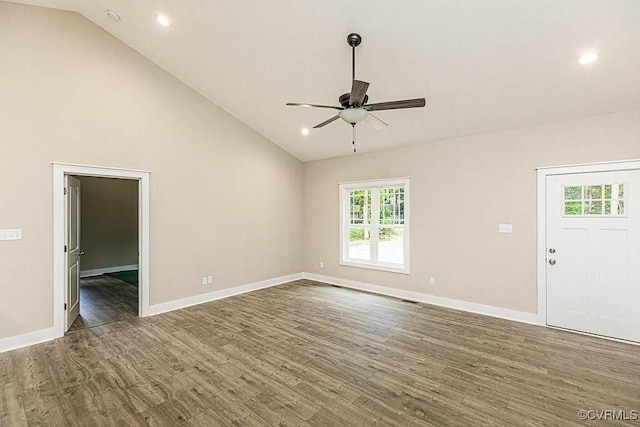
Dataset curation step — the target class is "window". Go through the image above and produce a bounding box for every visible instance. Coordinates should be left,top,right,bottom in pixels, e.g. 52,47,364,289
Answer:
340,178,410,273
563,183,626,216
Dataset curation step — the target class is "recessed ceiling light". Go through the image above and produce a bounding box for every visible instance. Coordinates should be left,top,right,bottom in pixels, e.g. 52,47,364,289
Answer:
106,10,120,21
577,51,599,66
156,14,171,27
301,128,310,136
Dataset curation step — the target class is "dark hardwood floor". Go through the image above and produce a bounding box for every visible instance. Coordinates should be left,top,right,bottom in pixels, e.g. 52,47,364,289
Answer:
68,275,138,332
2,279,639,426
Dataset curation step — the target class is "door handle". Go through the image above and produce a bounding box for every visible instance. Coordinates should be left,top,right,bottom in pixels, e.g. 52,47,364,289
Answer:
548,259,556,265
79,251,86,256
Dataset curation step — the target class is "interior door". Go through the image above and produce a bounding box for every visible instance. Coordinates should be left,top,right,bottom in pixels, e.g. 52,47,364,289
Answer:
65,175,81,331
546,169,640,342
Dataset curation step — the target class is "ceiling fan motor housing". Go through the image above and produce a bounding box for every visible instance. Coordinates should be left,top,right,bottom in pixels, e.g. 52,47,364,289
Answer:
339,93,368,108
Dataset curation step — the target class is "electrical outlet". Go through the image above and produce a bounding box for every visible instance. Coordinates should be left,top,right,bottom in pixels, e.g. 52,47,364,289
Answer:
207,276,213,284
319,261,324,268
201,277,207,285
429,277,435,286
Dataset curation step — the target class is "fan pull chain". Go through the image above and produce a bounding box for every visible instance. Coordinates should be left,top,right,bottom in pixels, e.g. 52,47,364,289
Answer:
352,124,357,153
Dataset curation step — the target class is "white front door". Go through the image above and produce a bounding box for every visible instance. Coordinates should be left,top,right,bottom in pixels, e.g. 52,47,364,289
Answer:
546,169,640,342
65,176,82,331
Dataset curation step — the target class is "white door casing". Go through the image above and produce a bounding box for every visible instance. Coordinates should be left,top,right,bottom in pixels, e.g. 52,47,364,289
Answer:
544,168,640,343
65,175,81,331
53,163,151,339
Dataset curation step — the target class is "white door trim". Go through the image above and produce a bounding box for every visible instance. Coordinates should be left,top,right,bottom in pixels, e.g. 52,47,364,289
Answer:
536,159,640,327
53,163,151,338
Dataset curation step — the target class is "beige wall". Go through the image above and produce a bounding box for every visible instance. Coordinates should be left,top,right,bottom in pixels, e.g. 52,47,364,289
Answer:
303,109,640,314
0,3,303,339
77,176,138,272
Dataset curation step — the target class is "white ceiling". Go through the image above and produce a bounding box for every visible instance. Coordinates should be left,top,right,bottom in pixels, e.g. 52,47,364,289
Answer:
8,0,640,161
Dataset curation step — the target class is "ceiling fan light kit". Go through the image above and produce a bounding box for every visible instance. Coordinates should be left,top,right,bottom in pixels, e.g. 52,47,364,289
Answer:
287,33,426,153
339,108,368,124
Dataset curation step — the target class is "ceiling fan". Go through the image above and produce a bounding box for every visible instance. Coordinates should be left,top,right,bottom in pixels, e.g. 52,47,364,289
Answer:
287,33,426,152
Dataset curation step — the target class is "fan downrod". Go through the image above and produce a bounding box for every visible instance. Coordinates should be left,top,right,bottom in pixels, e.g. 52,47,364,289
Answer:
347,33,362,47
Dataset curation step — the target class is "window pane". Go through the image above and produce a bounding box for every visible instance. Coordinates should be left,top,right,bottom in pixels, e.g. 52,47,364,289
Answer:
349,189,371,225
348,227,371,260
585,185,602,199
564,186,582,200
604,185,612,199
584,201,603,215
618,200,625,215
378,228,404,264
379,187,404,225
564,201,582,215
604,201,611,215
618,184,624,198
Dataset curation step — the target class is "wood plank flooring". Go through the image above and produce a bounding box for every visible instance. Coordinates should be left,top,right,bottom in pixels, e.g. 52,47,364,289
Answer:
2,279,639,426
68,275,138,332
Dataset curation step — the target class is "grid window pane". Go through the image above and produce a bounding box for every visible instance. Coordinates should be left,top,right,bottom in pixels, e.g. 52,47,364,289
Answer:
349,189,371,225
379,187,404,225
564,186,582,200
564,201,582,215
584,201,603,215
585,185,602,199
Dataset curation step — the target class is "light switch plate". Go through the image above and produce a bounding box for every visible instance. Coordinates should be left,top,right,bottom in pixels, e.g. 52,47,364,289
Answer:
498,224,513,233
0,229,22,241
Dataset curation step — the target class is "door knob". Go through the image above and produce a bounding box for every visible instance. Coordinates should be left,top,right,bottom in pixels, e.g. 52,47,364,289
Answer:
79,251,86,256
549,248,556,254
548,259,556,265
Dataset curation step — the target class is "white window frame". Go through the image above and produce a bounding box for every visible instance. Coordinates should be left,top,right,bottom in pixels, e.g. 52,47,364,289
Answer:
339,177,410,274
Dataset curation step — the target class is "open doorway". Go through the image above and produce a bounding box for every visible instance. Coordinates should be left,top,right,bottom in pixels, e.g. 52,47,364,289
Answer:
67,176,139,332
53,163,150,339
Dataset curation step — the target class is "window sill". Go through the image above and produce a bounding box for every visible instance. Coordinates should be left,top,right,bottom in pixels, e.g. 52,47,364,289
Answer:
340,259,410,275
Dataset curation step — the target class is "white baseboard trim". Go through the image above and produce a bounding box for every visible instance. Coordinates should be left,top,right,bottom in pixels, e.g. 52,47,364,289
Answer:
148,273,304,316
303,273,538,325
1,271,539,354
80,264,139,278
0,327,57,354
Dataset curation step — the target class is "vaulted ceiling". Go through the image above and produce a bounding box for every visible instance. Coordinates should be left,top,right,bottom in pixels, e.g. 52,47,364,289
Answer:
8,0,640,161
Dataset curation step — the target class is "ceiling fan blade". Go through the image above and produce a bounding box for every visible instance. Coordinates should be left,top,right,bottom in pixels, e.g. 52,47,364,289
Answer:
364,113,388,130
286,102,343,110
313,115,340,128
349,80,370,107
364,98,426,111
